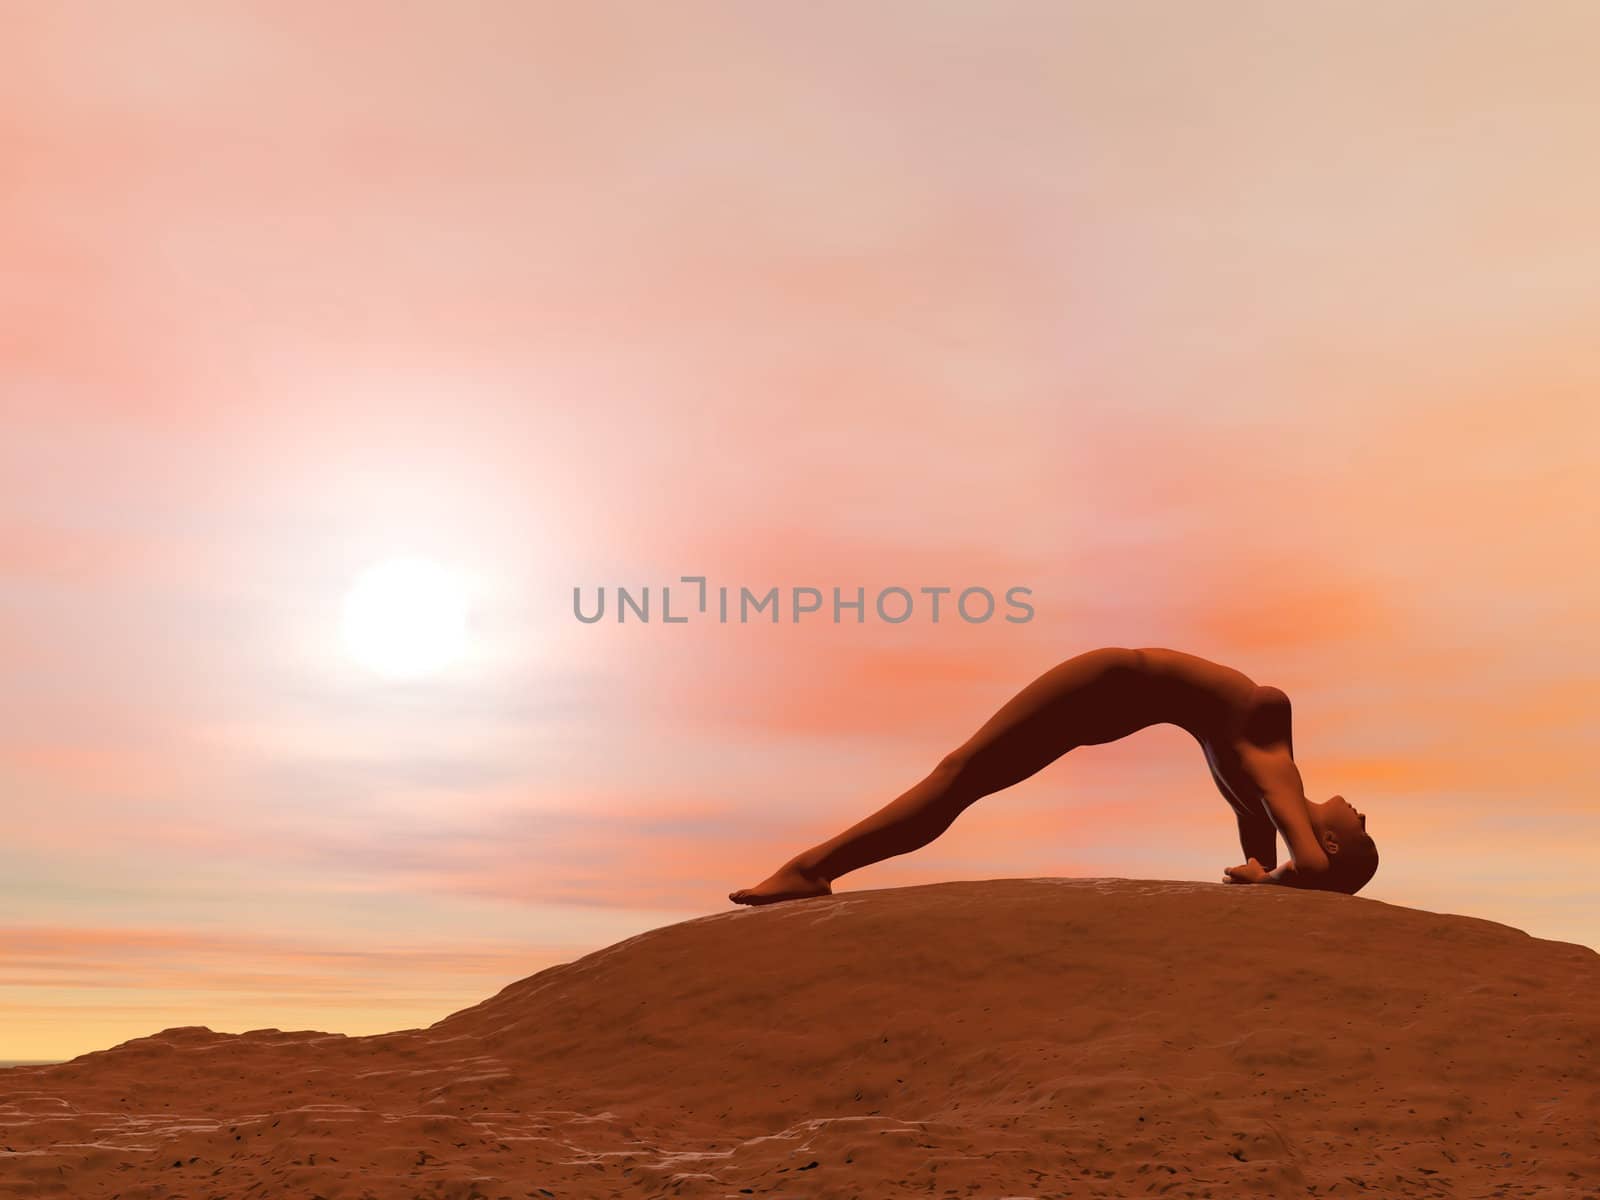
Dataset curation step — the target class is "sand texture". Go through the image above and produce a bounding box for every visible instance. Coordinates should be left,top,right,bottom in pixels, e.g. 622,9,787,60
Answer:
2,877,1595,1199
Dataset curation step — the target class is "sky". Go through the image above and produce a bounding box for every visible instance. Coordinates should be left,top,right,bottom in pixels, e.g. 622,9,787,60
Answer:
2,1,1597,1061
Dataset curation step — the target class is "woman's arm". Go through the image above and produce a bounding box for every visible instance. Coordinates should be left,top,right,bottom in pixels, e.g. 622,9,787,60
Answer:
1235,741,1331,879
1258,860,1319,888
1235,808,1279,869
1223,855,1330,888
1202,741,1280,868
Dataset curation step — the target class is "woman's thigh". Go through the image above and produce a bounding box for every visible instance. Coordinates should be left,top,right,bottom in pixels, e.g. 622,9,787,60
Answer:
951,647,1153,791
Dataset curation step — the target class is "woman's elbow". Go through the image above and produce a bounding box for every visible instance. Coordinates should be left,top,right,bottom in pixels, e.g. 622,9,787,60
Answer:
1293,844,1331,877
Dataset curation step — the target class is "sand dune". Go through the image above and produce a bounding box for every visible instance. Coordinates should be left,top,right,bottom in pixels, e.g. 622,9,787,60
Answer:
2,878,1595,1199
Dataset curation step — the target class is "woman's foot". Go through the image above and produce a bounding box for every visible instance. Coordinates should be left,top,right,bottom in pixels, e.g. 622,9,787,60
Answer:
728,863,833,906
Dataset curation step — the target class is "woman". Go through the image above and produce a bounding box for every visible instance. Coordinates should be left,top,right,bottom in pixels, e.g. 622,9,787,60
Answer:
728,646,1378,905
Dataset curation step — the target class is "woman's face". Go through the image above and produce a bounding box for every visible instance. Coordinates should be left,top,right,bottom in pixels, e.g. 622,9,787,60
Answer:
1314,794,1367,846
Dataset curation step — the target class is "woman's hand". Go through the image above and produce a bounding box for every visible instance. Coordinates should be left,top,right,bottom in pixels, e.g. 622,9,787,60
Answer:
1223,857,1269,885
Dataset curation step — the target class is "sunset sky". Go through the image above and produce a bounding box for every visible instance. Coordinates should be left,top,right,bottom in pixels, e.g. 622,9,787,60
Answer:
3,2,1597,1061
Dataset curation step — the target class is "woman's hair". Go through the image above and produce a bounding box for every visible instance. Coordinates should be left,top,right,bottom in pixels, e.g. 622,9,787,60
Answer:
1327,835,1380,895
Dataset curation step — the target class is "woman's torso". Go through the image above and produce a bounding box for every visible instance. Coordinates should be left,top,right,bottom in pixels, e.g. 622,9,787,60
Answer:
1127,646,1269,742
1127,646,1288,817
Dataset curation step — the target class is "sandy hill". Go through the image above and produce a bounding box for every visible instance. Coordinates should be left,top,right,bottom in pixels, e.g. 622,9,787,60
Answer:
1,878,1594,1199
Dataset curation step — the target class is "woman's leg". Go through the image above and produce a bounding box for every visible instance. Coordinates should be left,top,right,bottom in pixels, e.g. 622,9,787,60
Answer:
728,647,1142,904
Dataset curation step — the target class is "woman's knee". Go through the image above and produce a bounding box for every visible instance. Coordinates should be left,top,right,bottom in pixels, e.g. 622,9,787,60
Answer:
934,744,1012,803
934,747,972,783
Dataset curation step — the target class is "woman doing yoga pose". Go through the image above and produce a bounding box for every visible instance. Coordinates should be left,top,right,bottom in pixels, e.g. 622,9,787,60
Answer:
728,646,1378,905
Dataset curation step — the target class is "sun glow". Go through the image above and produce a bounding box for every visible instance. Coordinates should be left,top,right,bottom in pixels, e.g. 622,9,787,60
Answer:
341,557,469,678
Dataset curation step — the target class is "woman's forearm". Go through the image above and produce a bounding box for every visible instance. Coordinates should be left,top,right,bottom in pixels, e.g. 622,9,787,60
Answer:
1261,859,1331,889
1236,812,1278,870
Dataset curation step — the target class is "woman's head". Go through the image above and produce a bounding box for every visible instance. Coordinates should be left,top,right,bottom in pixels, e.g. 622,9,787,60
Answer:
1309,795,1379,894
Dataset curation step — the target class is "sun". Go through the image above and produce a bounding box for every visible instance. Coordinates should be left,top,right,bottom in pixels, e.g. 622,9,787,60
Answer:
341,557,469,678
